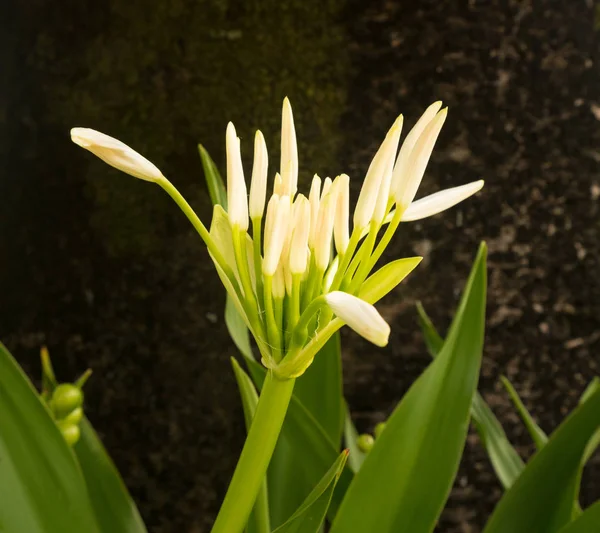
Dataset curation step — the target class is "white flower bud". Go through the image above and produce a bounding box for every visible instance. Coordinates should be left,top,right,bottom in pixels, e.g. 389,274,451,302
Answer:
289,195,311,274
372,121,402,224
325,291,390,347
401,180,484,221
263,195,291,276
281,97,298,197
308,175,321,249
273,262,286,299
334,174,350,254
396,107,447,210
273,172,283,196
249,130,268,220
321,177,333,199
70,128,163,182
354,116,403,230
226,122,249,230
390,101,442,201
313,190,336,270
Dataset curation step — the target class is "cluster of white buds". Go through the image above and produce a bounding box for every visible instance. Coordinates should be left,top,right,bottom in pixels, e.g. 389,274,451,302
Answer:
70,99,483,378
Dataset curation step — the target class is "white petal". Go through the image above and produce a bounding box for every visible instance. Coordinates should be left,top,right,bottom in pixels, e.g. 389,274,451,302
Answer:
289,196,311,274
334,174,350,254
308,174,322,249
70,128,163,182
401,180,484,222
372,120,402,224
397,108,447,210
281,98,298,196
314,189,336,270
390,101,442,199
325,291,390,347
354,116,403,230
249,130,268,220
263,195,291,275
226,123,249,230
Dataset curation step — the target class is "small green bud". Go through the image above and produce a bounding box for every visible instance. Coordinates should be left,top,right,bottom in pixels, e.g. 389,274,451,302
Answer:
357,433,375,453
62,406,83,425
50,384,83,418
58,421,81,447
374,422,386,439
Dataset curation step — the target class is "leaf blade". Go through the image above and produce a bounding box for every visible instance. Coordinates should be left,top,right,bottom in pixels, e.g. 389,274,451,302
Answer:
331,243,487,533
0,342,100,533
273,451,348,533
74,419,147,533
416,302,525,489
483,387,600,533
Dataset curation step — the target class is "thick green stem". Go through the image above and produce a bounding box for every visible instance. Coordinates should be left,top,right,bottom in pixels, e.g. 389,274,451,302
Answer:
211,372,295,533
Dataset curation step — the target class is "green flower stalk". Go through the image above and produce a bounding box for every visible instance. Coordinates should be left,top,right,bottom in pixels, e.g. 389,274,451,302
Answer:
70,98,483,533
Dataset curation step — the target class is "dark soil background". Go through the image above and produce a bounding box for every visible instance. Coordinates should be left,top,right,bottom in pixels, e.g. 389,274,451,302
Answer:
1,0,600,531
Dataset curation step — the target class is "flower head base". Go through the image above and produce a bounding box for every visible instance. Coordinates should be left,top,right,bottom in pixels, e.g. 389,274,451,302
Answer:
71,99,483,378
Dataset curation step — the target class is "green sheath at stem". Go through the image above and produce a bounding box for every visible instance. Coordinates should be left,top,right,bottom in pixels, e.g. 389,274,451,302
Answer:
210,372,295,533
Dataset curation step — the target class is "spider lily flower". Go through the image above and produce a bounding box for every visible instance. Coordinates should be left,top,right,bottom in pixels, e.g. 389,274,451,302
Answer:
70,128,163,182
70,99,481,378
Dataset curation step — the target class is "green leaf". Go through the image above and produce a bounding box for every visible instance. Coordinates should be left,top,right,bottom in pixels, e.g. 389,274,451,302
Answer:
273,451,348,533
294,334,344,447
198,144,227,208
0,342,100,533
230,359,270,533
581,378,600,464
358,257,422,305
416,302,525,489
500,376,548,449
226,295,254,361
483,386,600,533
74,419,147,533
343,404,366,473
331,243,487,533
557,501,600,533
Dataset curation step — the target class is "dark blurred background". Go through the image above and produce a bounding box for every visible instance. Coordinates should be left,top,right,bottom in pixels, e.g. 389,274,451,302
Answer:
1,0,600,531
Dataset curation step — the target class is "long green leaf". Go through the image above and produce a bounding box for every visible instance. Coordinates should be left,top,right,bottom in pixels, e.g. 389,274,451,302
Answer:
231,359,270,533
343,404,366,473
273,451,348,533
416,302,525,489
293,334,343,447
557,501,600,533
483,386,600,533
581,378,600,464
226,295,254,361
74,419,147,533
500,377,548,449
358,257,422,305
331,243,487,533
0,342,100,533
198,144,227,208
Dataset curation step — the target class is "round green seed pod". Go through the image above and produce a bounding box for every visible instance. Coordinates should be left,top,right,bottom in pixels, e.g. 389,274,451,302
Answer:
51,384,83,418
357,433,375,453
374,422,386,439
63,406,83,425
58,422,81,447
